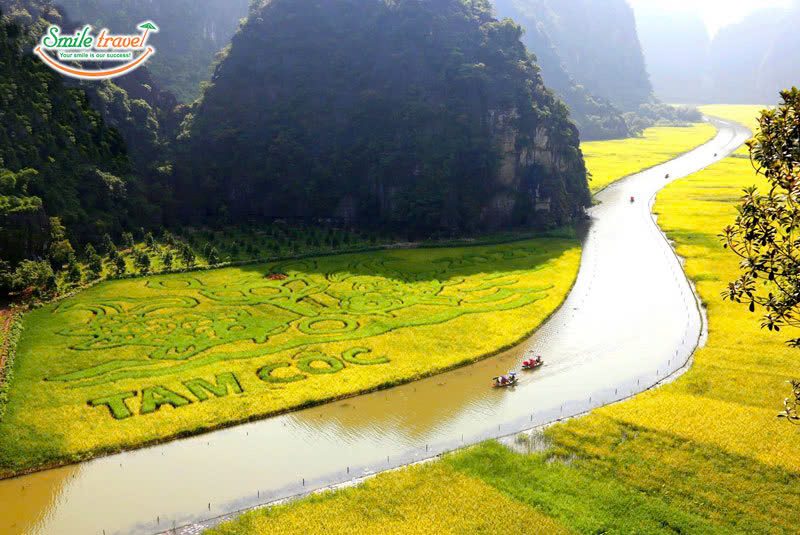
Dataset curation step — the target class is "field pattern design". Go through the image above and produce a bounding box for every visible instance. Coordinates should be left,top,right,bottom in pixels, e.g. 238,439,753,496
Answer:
48,247,553,388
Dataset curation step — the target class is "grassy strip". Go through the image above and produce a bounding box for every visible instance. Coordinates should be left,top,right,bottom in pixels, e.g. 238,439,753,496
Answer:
445,441,743,534
206,461,575,535
582,122,718,194
98,228,572,282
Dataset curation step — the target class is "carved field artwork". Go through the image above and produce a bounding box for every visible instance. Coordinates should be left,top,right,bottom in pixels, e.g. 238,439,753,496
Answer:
0,239,580,476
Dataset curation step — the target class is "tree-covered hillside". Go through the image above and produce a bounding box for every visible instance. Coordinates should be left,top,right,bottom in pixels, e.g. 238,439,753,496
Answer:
178,0,590,234
494,0,652,111
491,0,629,140
57,0,250,102
0,7,133,262
491,0,698,139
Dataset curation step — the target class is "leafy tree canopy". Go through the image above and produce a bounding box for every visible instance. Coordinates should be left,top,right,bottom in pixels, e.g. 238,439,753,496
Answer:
721,88,800,423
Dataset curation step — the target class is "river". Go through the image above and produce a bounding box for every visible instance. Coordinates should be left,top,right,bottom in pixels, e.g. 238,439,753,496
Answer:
0,117,751,535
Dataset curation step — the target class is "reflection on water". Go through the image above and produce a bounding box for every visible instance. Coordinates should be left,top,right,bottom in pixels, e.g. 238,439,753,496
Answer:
0,466,77,535
0,117,752,535
290,345,524,441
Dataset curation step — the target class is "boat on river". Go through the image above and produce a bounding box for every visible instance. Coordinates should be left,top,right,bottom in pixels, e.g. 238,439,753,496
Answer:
522,356,543,370
493,373,518,388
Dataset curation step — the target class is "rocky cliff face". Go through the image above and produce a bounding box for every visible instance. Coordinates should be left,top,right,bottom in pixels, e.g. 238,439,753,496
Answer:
178,0,590,234
485,109,587,227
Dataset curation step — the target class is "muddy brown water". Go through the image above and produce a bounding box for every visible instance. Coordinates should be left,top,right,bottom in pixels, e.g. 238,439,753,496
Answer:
0,117,751,535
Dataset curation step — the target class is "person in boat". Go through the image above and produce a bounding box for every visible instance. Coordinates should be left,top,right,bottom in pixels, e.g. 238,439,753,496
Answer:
524,356,541,367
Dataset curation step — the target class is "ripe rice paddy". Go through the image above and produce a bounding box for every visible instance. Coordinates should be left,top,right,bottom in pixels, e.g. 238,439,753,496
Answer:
0,239,580,477
211,106,800,534
582,122,718,193
206,462,574,535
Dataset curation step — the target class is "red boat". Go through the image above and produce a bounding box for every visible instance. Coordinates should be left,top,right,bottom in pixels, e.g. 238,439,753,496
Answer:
522,356,543,370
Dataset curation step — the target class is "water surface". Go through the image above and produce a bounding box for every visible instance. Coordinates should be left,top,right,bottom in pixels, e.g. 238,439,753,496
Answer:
0,117,751,535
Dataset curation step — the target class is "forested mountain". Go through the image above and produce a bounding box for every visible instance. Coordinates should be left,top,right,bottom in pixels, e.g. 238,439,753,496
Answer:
499,0,653,111
634,9,711,104
177,0,591,234
491,0,699,140
0,0,188,264
57,0,250,102
0,6,132,262
491,0,629,140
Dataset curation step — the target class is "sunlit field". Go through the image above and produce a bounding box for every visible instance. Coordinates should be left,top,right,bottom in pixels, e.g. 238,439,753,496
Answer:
699,104,769,155
207,462,574,535
582,122,717,193
533,105,800,532
211,105,800,535
0,239,580,477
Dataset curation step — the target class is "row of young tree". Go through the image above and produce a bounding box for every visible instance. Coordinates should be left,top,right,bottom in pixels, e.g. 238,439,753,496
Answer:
2,1,590,284
0,218,399,300
0,222,201,298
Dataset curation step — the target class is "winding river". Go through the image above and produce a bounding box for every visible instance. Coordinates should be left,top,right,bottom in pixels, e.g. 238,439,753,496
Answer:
0,117,751,535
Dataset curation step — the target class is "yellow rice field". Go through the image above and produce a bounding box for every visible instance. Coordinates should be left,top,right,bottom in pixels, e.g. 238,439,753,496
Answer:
596,104,798,471
536,105,800,531
0,239,580,477
206,462,574,535
212,105,800,535
582,123,718,193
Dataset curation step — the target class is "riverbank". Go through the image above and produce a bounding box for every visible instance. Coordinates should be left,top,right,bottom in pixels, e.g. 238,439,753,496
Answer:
205,109,800,535
582,122,717,194
1,117,750,535
0,238,581,480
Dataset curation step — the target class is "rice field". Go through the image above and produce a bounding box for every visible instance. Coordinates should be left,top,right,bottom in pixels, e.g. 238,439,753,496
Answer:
210,105,800,535
582,123,718,193
0,238,580,477
206,462,574,535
